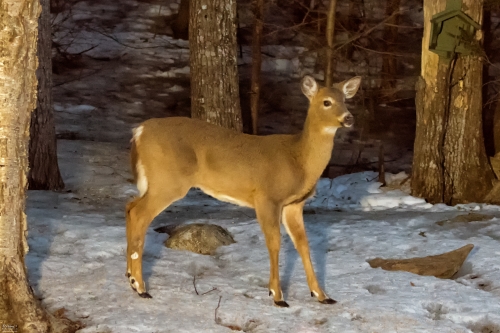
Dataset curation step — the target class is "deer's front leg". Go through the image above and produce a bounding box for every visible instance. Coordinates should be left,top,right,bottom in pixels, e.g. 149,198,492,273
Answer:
255,199,288,307
282,201,336,304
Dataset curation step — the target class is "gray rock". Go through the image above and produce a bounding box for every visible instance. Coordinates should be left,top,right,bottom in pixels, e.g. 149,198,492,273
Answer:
165,223,235,255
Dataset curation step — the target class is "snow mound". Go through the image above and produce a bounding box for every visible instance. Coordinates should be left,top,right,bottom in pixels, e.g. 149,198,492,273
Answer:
309,171,431,210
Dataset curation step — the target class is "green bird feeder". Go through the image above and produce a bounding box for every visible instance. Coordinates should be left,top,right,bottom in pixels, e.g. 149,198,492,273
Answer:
429,0,481,59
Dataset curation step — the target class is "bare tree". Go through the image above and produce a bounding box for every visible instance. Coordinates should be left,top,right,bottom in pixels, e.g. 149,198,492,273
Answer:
29,0,64,190
189,0,243,131
250,0,264,134
411,0,496,204
380,0,400,96
325,0,337,87
171,0,189,40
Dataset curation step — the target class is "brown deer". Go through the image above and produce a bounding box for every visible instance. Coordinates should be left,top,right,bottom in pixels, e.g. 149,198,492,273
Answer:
126,75,361,307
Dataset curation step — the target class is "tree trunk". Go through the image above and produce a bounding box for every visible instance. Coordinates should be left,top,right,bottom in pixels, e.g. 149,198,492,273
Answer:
481,8,496,157
250,0,264,134
0,1,77,332
325,0,337,87
29,0,64,191
171,0,189,40
189,0,243,132
0,0,51,331
493,101,500,155
411,0,495,205
381,0,400,97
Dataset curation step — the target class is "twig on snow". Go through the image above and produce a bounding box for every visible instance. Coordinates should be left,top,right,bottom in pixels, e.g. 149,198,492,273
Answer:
193,275,199,295
214,296,222,324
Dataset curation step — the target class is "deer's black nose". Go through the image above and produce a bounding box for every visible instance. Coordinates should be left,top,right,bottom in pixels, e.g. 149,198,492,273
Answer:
342,114,354,127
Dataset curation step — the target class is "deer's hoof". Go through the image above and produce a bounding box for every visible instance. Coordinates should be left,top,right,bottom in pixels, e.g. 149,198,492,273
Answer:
274,300,289,308
319,298,337,305
139,292,153,299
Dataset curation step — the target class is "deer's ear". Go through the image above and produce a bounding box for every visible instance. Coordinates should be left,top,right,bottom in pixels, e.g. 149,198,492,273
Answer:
301,75,319,100
342,76,362,99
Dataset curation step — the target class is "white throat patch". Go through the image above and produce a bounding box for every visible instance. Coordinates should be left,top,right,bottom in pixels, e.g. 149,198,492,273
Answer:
322,126,338,135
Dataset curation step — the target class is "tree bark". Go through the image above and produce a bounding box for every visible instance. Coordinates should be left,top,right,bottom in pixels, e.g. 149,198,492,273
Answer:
171,0,189,40
189,0,243,132
411,0,495,205
0,1,77,331
493,101,500,155
0,0,52,331
250,0,264,134
481,8,496,157
29,0,64,191
325,0,337,87
381,0,400,96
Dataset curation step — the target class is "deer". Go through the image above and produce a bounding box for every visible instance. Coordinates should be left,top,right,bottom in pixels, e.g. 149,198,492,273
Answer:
125,75,361,307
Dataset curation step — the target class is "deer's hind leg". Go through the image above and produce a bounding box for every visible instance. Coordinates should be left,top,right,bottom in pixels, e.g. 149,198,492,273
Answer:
126,184,189,298
254,198,288,307
282,201,336,304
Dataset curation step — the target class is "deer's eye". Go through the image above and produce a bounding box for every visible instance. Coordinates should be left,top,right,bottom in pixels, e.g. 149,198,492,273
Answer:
323,100,332,107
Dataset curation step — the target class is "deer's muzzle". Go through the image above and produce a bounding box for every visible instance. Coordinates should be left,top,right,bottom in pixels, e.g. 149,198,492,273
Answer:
341,113,354,127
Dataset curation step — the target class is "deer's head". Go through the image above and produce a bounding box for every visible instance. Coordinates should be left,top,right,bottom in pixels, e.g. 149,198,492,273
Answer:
301,75,361,130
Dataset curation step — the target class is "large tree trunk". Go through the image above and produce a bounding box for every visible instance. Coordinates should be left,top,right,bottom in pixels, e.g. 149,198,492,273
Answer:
0,1,75,332
481,8,499,157
0,0,50,330
189,0,243,132
411,0,495,205
29,0,64,191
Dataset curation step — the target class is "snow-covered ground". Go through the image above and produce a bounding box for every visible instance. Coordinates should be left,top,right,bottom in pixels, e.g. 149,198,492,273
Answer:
26,140,500,332
23,0,500,332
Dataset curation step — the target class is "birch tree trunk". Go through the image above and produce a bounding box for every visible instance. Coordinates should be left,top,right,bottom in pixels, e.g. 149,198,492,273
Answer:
29,0,64,190
411,0,495,204
189,0,243,132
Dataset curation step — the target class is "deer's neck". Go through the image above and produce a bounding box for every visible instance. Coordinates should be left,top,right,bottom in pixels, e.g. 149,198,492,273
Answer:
295,114,337,181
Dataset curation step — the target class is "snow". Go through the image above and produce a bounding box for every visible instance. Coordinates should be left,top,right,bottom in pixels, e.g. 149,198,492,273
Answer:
22,0,500,331
54,104,96,114
25,141,500,332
